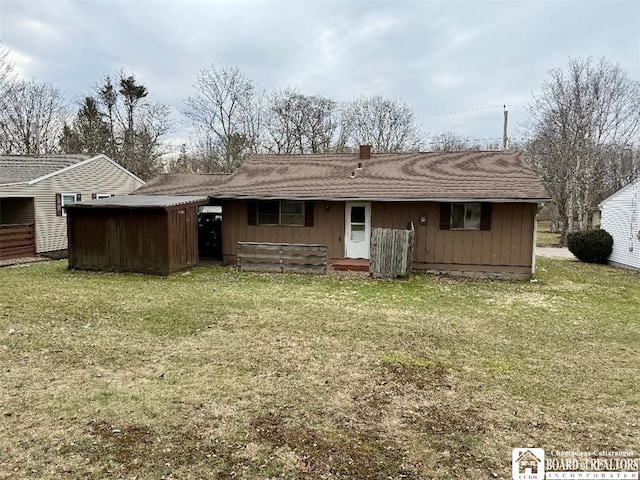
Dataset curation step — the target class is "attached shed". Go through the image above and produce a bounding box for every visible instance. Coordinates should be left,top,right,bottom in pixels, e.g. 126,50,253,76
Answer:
600,178,640,270
66,195,209,275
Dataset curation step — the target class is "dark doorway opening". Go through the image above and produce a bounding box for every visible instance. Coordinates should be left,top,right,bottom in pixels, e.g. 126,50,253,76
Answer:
198,205,222,260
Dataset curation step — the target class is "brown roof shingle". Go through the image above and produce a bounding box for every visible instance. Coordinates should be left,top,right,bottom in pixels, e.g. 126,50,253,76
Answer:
132,173,230,196
211,150,550,202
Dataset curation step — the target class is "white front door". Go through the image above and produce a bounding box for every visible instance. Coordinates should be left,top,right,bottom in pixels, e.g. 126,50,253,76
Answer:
345,202,371,259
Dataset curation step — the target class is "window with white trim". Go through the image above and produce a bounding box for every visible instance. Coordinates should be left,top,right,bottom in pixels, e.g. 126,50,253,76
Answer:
96,193,111,199
61,193,78,217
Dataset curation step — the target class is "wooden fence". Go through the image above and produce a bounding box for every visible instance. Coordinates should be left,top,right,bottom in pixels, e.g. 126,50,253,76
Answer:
237,242,327,273
0,224,36,260
370,225,415,278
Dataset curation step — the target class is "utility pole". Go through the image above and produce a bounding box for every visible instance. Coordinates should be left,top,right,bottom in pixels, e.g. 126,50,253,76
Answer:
31,114,42,155
502,104,508,150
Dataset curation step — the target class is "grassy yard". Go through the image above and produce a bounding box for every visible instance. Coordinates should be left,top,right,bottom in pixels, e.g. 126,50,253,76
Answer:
1,259,639,479
536,220,561,247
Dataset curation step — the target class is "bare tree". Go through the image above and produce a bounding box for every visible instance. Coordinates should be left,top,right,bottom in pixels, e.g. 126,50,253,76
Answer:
183,66,262,172
60,72,173,180
341,95,421,153
428,132,486,151
125,102,173,178
0,80,69,155
0,44,16,105
526,57,640,244
264,88,337,154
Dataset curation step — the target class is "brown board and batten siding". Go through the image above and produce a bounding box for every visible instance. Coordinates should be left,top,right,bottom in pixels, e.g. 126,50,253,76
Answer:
371,202,535,274
221,200,346,263
67,196,207,275
222,199,535,274
68,209,169,273
167,205,199,273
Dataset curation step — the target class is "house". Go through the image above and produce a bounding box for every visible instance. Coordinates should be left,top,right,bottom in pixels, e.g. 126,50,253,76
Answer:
66,195,209,275
205,146,549,278
516,449,542,475
64,148,549,277
599,177,640,270
0,154,143,259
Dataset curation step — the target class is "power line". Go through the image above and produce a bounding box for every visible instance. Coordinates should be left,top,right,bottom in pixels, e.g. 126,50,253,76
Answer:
424,136,529,145
416,104,528,118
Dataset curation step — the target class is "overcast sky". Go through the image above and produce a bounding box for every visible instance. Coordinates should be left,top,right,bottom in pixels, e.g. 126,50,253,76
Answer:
1,0,638,148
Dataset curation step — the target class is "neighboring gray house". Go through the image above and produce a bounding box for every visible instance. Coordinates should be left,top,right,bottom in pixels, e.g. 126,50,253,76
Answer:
0,154,143,258
600,177,640,270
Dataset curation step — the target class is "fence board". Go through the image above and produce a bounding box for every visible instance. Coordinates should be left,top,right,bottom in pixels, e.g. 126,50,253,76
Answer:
237,242,327,274
0,224,35,259
370,226,415,278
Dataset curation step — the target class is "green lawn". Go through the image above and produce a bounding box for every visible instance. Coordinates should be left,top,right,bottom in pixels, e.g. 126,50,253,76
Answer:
1,259,639,479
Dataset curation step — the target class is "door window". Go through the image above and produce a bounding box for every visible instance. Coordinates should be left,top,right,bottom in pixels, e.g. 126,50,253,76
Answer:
350,206,366,241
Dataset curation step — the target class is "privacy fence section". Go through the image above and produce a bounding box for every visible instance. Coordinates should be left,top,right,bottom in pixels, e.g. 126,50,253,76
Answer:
237,242,328,273
370,226,415,278
0,224,36,260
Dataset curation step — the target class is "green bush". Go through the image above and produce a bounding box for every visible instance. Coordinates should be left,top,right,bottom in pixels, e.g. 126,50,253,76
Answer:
567,229,613,264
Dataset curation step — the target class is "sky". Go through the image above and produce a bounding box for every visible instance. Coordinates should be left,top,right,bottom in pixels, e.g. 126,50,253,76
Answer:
1,0,639,148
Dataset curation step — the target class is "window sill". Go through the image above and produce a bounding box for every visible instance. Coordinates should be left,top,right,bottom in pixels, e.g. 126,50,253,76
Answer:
256,224,306,227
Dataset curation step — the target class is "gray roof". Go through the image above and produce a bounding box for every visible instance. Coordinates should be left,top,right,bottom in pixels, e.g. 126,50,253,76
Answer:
65,194,209,210
0,154,95,184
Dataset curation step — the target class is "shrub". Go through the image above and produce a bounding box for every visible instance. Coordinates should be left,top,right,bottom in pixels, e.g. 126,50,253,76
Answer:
567,229,613,264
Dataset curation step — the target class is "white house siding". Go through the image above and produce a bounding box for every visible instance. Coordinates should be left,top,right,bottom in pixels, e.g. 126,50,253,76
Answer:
0,156,143,253
600,179,640,269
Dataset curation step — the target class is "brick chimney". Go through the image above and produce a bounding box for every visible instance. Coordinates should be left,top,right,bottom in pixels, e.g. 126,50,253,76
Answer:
359,145,371,160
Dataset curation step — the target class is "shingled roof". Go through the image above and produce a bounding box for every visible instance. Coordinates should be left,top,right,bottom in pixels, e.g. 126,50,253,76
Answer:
66,195,209,210
132,173,230,196
0,154,94,185
210,150,550,202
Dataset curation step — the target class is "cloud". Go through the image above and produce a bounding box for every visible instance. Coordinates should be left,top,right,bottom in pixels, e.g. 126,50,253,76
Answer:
4,48,33,80
0,0,638,145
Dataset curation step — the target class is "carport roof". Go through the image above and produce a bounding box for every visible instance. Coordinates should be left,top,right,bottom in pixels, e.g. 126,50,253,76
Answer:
65,195,209,210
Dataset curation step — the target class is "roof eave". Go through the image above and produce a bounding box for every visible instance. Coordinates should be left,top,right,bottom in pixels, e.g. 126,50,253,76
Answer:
65,195,209,210
0,181,29,187
207,193,551,203
599,176,639,207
